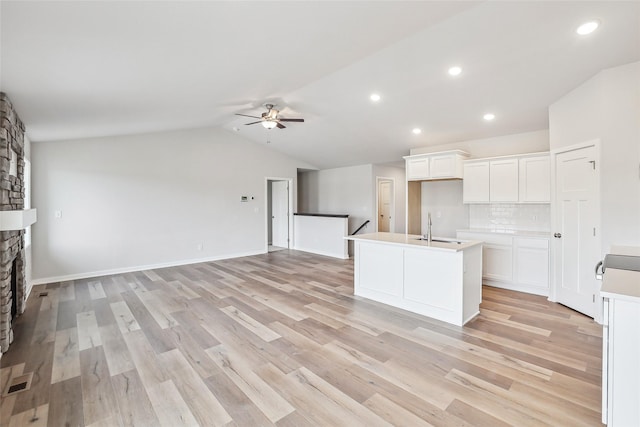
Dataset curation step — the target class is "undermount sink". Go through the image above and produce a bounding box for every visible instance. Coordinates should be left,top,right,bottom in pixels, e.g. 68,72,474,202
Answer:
415,237,463,244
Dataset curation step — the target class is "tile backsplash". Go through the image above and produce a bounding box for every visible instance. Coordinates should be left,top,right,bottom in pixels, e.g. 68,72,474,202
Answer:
469,204,550,232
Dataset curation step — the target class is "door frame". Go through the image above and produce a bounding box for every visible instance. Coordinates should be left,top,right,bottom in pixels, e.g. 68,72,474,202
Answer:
264,177,294,253
375,176,395,233
549,139,602,322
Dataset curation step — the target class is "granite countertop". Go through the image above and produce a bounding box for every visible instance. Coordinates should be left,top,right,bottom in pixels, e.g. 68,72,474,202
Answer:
345,232,482,252
457,228,551,238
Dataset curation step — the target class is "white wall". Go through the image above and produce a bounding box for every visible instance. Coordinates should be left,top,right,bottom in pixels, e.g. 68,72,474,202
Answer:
420,180,467,238
549,61,640,252
297,164,374,235
31,127,313,282
410,129,550,159
372,164,406,233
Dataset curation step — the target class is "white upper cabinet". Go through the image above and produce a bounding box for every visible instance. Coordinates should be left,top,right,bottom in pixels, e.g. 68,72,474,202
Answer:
404,150,469,181
519,155,550,202
430,154,462,179
489,158,519,202
406,157,430,180
462,152,550,204
463,161,490,203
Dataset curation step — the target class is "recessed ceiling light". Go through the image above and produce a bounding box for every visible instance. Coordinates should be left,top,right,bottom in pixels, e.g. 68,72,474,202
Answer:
448,66,462,76
576,20,599,35
483,113,495,121
412,128,422,135
370,93,381,102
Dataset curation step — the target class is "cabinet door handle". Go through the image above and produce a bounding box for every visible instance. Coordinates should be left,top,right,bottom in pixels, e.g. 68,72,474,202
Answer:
554,233,562,238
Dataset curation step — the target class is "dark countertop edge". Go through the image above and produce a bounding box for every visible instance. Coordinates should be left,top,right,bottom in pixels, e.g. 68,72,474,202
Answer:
294,213,349,218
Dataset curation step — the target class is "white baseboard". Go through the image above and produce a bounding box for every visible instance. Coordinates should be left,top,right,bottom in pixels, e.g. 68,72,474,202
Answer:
483,279,549,297
30,250,264,285
293,246,349,260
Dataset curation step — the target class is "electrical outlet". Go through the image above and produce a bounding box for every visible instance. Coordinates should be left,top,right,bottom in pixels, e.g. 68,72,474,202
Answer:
54,210,62,218
197,243,203,251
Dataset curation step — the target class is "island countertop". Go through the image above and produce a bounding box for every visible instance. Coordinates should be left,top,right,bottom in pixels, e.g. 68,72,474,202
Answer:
346,232,482,252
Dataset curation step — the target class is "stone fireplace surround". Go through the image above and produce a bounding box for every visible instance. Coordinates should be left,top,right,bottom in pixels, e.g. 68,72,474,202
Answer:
0,92,27,354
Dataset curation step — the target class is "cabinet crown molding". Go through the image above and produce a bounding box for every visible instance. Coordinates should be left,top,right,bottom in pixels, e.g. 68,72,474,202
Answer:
403,149,470,160
463,151,550,163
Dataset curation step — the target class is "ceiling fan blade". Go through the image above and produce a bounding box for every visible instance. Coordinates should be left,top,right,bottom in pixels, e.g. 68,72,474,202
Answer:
276,122,286,129
278,118,304,122
235,113,261,119
244,121,262,125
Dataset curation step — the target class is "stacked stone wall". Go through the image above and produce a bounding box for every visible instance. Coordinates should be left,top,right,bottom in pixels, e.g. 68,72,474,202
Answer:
0,92,26,353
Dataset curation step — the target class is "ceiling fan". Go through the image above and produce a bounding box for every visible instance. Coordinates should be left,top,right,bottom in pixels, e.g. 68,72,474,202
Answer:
235,104,304,129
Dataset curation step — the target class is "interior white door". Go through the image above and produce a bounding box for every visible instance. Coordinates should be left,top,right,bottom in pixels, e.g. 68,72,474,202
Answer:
271,181,289,248
554,146,599,317
377,180,393,232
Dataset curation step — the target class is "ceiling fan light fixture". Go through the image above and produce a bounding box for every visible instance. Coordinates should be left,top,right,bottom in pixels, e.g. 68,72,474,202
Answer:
262,120,278,129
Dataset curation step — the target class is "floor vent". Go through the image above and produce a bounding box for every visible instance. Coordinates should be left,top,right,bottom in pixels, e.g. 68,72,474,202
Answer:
38,292,48,297
3,372,33,396
7,382,28,394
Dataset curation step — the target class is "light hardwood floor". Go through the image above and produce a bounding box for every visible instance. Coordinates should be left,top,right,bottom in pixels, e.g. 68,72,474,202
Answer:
1,250,603,426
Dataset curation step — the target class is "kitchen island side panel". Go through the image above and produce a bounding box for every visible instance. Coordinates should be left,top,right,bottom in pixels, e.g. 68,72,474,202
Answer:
463,244,483,324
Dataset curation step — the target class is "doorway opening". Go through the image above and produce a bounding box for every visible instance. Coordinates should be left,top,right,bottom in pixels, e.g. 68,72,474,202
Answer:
376,177,395,232
266,178,293,253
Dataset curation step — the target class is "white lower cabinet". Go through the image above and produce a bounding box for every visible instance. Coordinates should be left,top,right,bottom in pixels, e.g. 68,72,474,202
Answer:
483,244,513,282
602,294,640,426
457,231,550,296
515,237,549,290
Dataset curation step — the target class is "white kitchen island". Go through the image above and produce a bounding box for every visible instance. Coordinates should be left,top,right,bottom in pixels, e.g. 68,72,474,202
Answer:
346,232,483,326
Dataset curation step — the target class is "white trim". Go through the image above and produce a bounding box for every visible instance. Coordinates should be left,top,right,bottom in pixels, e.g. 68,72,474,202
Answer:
264,177,294,253
483,280,549,297
29,250,263,285
375,176,395,233
0,208,37,231
550,139,600,155
549,139,602,322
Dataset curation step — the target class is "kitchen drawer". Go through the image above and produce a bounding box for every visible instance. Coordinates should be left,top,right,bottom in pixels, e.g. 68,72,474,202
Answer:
515,237,549,250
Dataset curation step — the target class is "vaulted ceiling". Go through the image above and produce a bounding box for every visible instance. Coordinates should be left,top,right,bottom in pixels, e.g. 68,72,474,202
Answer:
2,1,639,169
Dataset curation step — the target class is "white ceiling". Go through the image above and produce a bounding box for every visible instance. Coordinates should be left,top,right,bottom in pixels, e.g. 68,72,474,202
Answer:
2,1,639,169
